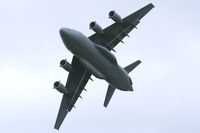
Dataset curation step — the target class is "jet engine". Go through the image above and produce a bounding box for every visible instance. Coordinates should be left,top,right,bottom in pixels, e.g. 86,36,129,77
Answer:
109,10,122,23
60,59,73,72
89,21,104,34
53,81,68,94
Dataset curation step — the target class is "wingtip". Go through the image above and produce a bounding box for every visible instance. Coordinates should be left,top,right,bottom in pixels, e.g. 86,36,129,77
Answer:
54,126,59,131
137,60,142,64
134,60,142,66
103,103,108,108
149,3,155,8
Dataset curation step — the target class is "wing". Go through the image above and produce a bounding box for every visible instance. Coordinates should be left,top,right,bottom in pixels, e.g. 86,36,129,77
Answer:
54,56,91,130
89,3,154,51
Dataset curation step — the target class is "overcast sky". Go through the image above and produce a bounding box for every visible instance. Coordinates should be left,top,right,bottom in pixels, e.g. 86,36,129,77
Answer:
0,0,200,133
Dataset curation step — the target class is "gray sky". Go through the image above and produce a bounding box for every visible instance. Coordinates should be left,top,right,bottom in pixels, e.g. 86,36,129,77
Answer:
0,0,200,133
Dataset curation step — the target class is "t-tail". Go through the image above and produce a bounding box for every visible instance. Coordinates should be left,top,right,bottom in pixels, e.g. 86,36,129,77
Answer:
103,60,141,107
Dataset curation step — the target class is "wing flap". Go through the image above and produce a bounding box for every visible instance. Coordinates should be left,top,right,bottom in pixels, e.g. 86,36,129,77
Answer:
67,70,91,111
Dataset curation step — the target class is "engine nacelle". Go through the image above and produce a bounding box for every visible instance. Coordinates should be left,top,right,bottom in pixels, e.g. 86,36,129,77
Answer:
109,10,122,23
89,21,104,34
60,59,73,72
53,81,68,94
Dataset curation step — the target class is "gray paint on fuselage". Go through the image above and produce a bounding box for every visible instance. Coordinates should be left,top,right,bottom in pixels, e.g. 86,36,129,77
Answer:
60,28,133,91
77,57,105,79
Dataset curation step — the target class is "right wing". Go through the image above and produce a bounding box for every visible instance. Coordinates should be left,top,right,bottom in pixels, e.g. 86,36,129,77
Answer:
54,56,91,130
89,3,154,51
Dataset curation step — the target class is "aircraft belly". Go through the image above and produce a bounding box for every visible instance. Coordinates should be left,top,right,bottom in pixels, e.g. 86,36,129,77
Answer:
76,41,125,87
84,49,117,79
78,57,106,79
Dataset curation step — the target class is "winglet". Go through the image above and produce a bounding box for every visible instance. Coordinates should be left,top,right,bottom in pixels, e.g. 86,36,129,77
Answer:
104,85,116,107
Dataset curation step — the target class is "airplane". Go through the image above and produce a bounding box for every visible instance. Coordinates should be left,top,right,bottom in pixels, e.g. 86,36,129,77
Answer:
53,3,154,130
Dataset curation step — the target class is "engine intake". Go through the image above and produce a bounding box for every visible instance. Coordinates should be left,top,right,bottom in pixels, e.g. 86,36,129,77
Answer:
89,21,104,34
109,10,122,23
60,59,73,72
53,81,68,94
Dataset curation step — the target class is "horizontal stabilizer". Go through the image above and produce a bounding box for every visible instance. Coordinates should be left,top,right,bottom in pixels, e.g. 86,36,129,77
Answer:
124,60,141,73
104,85,115,107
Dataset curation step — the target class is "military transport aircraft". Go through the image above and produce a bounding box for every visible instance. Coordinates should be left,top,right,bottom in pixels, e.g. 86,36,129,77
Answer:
53,3,154,130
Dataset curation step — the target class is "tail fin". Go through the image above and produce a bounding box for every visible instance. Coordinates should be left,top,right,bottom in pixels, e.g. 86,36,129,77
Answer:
104,60,141,107
124,60,141,73
104,85,115,108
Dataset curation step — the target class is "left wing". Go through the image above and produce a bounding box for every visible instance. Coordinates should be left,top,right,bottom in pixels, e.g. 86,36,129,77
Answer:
54,56,91,130
89,3,154,51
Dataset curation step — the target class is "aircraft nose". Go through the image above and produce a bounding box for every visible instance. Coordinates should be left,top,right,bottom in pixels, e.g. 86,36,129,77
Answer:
59,28,65,36
59,28,71,38
59,28,73,50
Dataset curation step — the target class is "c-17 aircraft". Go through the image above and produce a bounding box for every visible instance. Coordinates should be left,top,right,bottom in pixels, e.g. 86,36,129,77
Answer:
53,3,154,130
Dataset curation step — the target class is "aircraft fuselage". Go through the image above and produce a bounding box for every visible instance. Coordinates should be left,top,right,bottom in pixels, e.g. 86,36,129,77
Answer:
60,28,133,91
